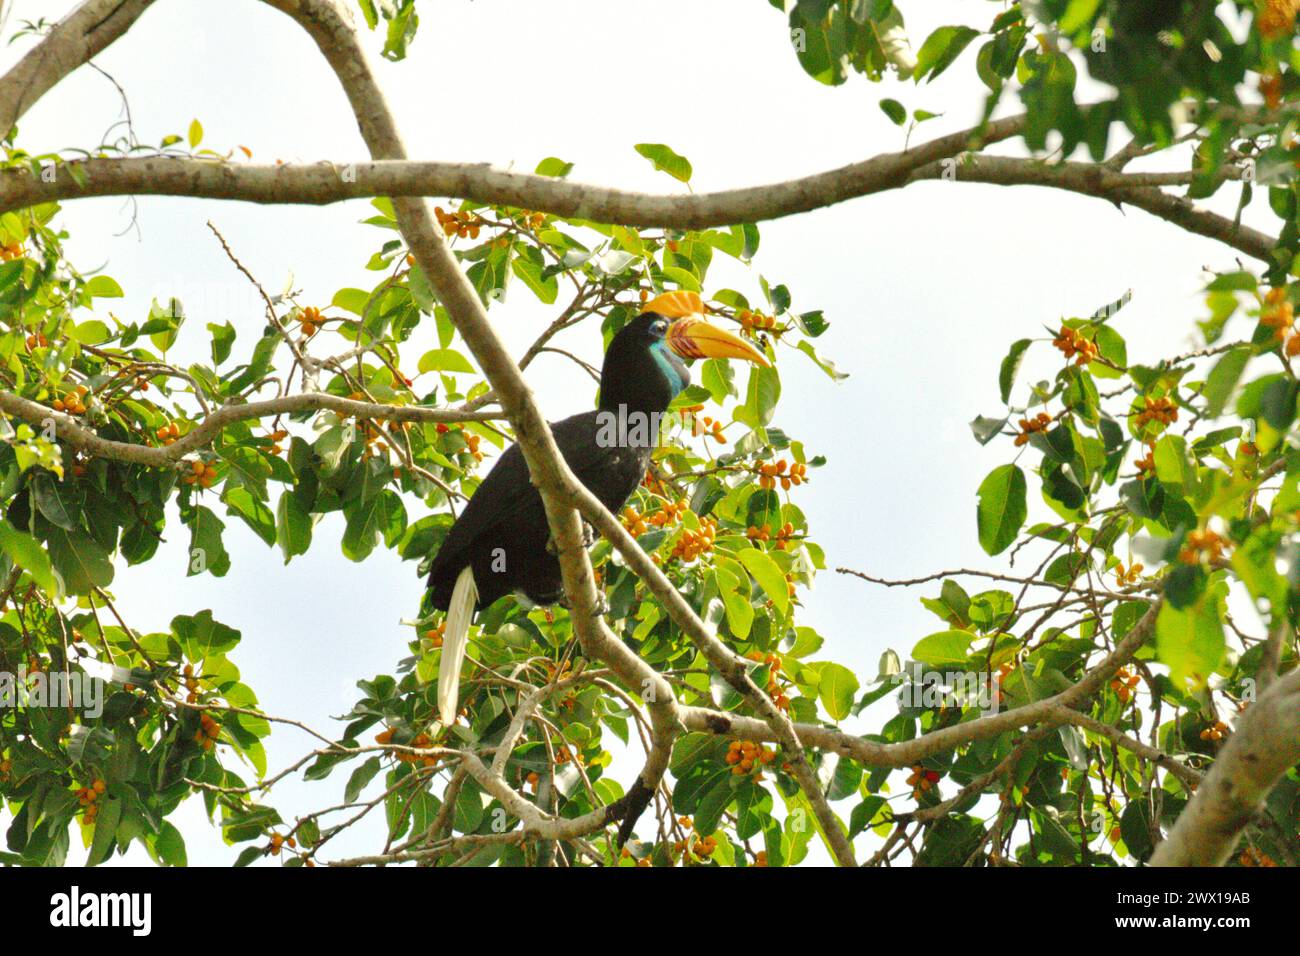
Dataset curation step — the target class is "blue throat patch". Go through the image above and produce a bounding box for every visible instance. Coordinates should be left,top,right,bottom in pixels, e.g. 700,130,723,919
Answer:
650,340,686,397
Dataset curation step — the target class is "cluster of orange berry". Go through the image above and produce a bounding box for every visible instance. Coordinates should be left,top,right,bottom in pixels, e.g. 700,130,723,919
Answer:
297,305,324,337
737,309,778,333
648,497,689,528
424,620,446,649
181,663,201,704
1110,667,1140,703
1113,561,1144,586
991,660,1016,705
52,385,89,416
1134,443,1156,480
376,727,439,767
746,650,791,709
182,459,219,488
1014,411,1051,446
1135,395,1178,429
726,739,775,778
0,240,24,261
516,210,546,230
1178,528,1227,566
0,757,11,782
746,521,797,550
266,428,288,456
621,506,651,536
1239,846,1278,867
24,332,48,349
691,413,726,443
194,712,221,750
671,517,717,562
1261,70,1284,108
906,765,941,800
434,206,486,240
1200,720,1229,742
1052,325,1098,365
1257,0,1299,40
1261,287,1295,344
554,745,585,767
672,817,719,861
461,431,483,462
76,779,107,821
268,831,299,856
619,846,653,867
752,850,769,867
678,834,718,860
754,459,806,491
156,421,182,446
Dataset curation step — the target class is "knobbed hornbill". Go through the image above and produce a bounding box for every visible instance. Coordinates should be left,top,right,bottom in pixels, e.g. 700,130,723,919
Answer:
427,291,770,725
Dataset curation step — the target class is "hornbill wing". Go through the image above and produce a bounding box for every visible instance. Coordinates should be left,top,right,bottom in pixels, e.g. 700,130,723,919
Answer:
426,411,607,605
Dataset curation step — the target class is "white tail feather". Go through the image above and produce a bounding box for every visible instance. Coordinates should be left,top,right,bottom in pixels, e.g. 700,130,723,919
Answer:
437,565,478,725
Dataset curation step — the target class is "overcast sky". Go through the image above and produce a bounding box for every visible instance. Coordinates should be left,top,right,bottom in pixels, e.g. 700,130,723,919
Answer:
1,0,1271,865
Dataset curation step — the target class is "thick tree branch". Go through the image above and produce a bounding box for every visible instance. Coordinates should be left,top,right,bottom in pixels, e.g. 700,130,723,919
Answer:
0,0,157,135
0,112,1024,225
680,599,1162,769
0,389,497,467
1149,668,1300,866
906,154,1273,263
0,144,1271,264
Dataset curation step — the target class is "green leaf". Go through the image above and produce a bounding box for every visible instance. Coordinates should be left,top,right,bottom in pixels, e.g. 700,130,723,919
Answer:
171,609,241,660
0,523,59,596
911,629,973,666
342,490,406,561
634,143,692,183
332,288,371,315
534,156,574,178
418,348,477,375
224,487,276,547
84,275,124,299
1203,345,1251,419
346,756,383,803
208,321,236,365
879,98,907,125
85,796,122,866
187,118,203,148
185,505,232,577
817,663,859,721
276,490,313,563
976,464,1027,556
737,546,789,618
914,26,979,82
510,246,557,304
153,821,187,866
45,526,114,594
1155,595,1224,690
998,339,1032,403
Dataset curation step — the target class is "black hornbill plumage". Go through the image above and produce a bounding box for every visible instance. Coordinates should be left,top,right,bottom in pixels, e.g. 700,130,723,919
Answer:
426,291,770,725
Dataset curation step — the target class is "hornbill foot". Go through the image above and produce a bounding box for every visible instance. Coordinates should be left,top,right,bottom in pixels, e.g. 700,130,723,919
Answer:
545,521,598,555
556,590,610,616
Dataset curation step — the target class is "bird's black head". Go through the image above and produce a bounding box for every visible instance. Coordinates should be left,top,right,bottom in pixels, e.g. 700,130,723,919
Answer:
598,312,688,415
598,292,771,417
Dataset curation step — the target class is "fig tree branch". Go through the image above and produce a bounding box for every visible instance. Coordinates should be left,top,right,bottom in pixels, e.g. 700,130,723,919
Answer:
0,146,1269,261
1149,668,1300,866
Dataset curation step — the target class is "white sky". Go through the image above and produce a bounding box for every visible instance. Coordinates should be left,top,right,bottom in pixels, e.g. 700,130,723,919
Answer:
0,0,1274,865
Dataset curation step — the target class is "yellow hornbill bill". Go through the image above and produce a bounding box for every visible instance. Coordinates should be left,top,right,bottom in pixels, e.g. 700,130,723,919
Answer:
426,291,770,727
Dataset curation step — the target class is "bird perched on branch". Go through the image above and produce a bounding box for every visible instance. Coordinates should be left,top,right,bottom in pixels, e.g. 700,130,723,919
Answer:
426,291,771,725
